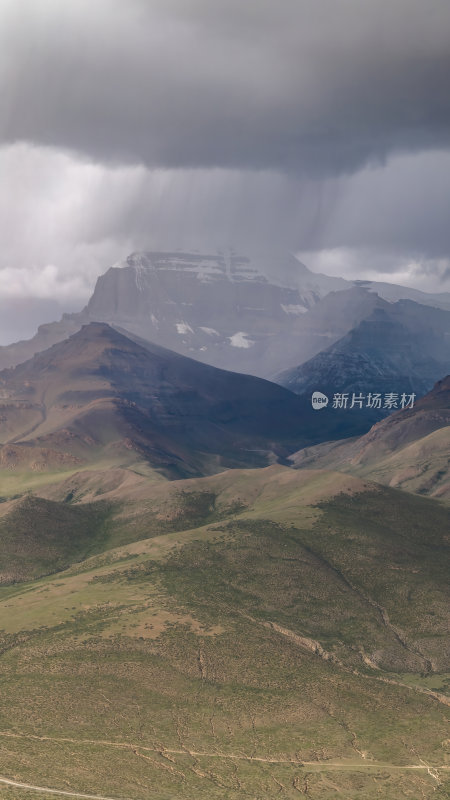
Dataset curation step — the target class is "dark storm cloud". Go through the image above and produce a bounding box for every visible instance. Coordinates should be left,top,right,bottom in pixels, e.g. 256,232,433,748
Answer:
2,0,450,176
1,0,450,340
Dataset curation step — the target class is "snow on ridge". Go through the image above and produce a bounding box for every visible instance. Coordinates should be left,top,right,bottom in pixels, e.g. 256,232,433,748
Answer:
176,322,194,335
229,332,254,349
122,252,268,285
155,255,225,283
231,268,267,283
281,303,308,315
199,327,220,336
134,264,149,292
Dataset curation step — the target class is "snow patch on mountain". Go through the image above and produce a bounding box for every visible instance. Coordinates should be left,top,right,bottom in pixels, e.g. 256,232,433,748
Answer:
281,304,308,315
176,322,194,335
134,265,148,292
229,332,254,348
199,327,220,336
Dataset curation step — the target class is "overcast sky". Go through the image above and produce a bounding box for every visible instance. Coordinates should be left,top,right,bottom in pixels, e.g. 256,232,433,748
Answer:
1,0,450,341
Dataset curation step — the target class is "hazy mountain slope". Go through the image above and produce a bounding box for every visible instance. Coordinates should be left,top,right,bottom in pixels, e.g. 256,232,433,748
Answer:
0,464,448,799
354,278,450,310
0,322,360,478
349,373,450,456
1,250,450,378
0,316,82,372
0,252,364,377
273,259,450,309
291,375,450,500
277,300,450,404
0,252,323,375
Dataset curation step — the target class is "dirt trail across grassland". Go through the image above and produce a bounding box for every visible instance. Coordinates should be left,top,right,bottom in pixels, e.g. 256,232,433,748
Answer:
0,731,449,775
0,773,124,800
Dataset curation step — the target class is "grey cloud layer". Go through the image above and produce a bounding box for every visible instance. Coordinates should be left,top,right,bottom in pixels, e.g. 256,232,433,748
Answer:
2,0,450,175
1,0,450,342
306,151,450,258
2,143,450,305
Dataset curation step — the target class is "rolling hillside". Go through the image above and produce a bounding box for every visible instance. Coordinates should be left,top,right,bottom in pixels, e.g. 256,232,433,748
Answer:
0,464,448,799
0,324,448,800
291,375,450,501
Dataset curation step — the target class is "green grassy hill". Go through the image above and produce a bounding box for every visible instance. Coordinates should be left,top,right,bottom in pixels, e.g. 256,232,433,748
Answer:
0,464,448,799
0,494,112,583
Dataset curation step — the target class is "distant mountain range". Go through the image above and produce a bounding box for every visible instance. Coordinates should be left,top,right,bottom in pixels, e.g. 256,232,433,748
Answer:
277,298,450,408
1,251,450,381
